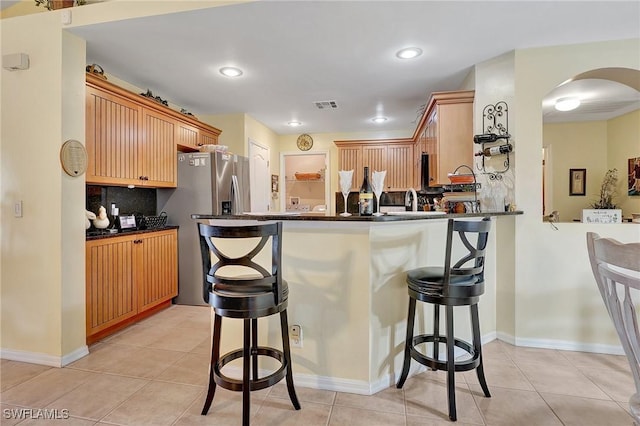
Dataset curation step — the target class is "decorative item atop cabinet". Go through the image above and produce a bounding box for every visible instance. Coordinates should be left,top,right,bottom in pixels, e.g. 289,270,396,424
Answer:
85,73,222,188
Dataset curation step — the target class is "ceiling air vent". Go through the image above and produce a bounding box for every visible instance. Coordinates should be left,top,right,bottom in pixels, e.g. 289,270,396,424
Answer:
314,100,338,110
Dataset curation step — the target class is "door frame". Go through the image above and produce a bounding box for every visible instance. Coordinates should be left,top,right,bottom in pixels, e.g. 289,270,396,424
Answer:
249,138,271,212
279,150,331,213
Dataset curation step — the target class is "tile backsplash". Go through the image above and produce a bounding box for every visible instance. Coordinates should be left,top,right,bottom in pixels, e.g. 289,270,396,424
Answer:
86,185,157,218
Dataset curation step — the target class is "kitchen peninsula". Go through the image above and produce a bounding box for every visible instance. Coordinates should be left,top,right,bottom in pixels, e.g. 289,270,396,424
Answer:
192,211,520,394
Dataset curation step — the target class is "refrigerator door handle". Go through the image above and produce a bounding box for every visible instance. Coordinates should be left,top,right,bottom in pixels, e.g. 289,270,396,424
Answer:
231,174,242,214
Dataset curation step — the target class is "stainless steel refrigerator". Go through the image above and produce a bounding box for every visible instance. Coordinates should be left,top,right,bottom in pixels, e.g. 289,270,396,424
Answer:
158,151,251,305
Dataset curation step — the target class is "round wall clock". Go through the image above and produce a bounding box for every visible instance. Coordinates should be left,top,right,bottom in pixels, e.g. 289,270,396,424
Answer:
296,134,313,151
60,139,88,177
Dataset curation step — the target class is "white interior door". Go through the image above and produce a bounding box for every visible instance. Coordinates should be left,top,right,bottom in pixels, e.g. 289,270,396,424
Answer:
249,139,270,212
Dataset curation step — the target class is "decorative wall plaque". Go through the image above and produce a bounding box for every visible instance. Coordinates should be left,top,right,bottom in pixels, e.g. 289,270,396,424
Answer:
60,139,87,177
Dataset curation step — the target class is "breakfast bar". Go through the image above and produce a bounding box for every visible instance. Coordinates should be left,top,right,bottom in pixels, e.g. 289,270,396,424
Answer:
192,211,520,394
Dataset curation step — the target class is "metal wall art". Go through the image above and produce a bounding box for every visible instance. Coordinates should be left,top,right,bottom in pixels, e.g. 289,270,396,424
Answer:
476,101,511,178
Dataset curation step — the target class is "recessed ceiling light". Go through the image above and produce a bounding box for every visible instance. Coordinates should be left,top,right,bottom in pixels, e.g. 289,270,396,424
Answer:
288,121,302,127
219,67,243,77
555,97,581,111
395,47,423,59
371,116,388,123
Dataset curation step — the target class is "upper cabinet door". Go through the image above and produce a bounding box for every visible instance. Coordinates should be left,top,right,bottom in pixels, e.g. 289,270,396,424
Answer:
199,130,219,147
141,108,177,188
386,143,414,190
86,86,142,185
433,99,473,185
338,145,363,190
175,120,199,150
361,145,387,190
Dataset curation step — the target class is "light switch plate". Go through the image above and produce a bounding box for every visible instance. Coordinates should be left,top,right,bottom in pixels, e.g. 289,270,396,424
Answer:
14,200,23,218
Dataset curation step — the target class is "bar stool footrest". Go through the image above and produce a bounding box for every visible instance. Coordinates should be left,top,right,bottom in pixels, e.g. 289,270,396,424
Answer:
214,346,288,392
409,334,480,372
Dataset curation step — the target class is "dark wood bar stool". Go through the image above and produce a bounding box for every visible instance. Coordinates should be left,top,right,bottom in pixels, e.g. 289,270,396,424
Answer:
198,221,300,426
397,217,491,421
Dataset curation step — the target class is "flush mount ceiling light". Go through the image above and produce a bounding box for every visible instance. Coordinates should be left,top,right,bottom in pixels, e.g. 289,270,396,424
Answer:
371,116,388,123
554,97,581,111
288,121,302,127
395,47,423,59
219,67,243,77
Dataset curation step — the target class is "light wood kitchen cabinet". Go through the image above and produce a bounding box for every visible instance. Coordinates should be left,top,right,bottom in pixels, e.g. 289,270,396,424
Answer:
200,130,218,147
86,73,221,188
338,145,363,190
86,85,142,186
135,230,179,312
86,229,178,344
335,90,474,191
141,108,177,187
414,90,474,186
335,139,416,191
175,120,199,149
386,143,415,189
175,120,220,149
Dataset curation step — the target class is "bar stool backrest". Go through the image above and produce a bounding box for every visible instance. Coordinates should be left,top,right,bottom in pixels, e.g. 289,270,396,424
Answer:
587,232,640,421
443,218,491,295
198,222,283,305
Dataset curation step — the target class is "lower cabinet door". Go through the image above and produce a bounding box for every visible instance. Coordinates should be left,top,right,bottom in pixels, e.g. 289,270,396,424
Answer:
135,229,178,312
86,229,178,342
86,236,137,337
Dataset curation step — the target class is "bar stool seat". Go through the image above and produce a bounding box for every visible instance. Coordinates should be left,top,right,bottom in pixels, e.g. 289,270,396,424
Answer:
198,221,300,426
397,218,491,422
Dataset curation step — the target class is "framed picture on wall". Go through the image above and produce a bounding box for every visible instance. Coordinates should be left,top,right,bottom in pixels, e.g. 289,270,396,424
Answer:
629,157,640,196
271,174,279,192
570,168,586,196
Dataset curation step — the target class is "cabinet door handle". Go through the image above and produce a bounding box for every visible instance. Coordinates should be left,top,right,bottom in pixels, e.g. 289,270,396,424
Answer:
133,239,143,244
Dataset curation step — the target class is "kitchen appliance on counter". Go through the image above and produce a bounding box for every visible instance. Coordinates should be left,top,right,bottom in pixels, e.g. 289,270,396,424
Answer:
157,151,251,305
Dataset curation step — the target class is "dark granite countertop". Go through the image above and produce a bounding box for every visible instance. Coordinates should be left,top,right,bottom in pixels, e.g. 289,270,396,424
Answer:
85,225,179,241
191,211,522,222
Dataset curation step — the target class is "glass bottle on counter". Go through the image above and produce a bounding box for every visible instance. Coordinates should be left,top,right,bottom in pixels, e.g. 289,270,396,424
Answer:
359,166,373,216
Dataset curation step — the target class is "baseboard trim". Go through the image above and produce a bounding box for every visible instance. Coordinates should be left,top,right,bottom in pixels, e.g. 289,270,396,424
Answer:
1,345,89,367
497,333,624,356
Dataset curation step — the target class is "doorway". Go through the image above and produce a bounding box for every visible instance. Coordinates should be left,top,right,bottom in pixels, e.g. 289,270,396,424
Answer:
249,139,270,212
280,151,330,213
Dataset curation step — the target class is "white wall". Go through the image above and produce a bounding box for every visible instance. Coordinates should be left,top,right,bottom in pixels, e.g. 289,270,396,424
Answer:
544,121,609,221
473,51,516,341
1,12,87,365
512,39,640,351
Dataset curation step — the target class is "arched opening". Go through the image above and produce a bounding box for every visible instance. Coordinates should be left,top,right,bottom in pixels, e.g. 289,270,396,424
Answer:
542,67,640,222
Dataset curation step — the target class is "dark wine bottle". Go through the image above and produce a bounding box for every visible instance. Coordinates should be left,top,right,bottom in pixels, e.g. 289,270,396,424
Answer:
473,133,511,144
359,166,373,216
474,144,513,157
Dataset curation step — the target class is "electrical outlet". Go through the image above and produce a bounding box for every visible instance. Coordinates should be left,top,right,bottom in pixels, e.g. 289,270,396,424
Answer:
289,324,303,348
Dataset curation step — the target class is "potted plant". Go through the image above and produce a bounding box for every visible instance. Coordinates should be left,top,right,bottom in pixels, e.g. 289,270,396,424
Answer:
34,0,85,10
591,168,619,209
582,168,622,223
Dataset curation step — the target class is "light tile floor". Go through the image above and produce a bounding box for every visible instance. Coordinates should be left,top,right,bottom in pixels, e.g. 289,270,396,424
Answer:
0,305,635,425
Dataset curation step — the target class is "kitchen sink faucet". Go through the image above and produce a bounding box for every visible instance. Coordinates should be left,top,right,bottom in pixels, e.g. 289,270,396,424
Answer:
405,188,418,211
